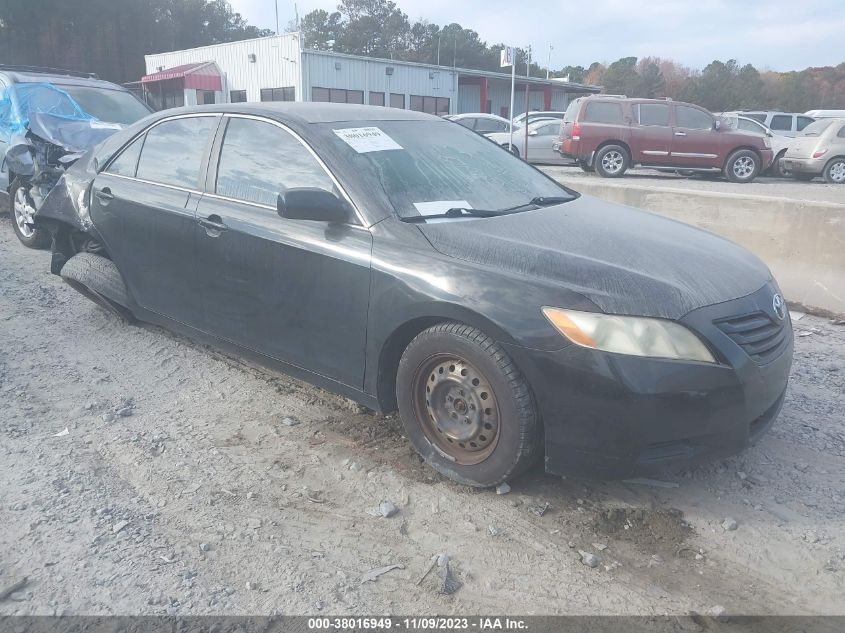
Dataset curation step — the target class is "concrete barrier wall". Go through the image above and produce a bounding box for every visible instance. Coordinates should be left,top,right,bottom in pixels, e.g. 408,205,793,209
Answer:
568,180,845,317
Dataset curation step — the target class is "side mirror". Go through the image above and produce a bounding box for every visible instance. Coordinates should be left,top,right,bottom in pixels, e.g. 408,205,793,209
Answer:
277,188,350,223
713,119,721,131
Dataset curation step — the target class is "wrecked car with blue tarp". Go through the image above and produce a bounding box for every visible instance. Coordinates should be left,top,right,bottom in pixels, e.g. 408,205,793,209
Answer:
0,67,151,248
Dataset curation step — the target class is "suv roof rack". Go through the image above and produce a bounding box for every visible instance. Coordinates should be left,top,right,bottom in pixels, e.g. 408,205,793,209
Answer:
0,64,99,80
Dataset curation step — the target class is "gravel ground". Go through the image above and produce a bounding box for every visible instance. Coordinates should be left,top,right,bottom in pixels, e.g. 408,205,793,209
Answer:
540,165,845,205
0,222,843,616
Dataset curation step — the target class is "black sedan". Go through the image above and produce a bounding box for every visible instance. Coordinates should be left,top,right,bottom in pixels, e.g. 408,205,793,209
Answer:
35,103,793,487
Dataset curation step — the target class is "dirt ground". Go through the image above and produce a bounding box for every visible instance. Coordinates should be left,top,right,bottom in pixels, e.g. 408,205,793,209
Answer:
0,224,843,617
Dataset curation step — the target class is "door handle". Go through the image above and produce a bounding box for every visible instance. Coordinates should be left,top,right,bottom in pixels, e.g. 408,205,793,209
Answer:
674,132,687,137
198,214,228,234
96,187,114,204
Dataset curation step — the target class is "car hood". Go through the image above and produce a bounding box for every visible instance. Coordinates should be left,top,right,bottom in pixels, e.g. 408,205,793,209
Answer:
417,195,772,320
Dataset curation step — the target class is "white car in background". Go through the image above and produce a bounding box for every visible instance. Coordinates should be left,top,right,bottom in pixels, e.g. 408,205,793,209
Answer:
444,113,512,134
734,110,815,137
486,118,570,164
719,112,792,177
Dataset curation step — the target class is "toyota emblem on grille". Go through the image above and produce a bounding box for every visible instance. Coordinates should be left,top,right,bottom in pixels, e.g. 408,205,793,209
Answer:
772,294,786,320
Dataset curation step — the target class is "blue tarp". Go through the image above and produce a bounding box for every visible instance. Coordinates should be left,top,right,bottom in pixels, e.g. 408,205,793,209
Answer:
0,82,97,144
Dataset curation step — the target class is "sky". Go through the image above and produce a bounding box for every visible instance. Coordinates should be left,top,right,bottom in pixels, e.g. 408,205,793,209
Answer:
227,0,845,72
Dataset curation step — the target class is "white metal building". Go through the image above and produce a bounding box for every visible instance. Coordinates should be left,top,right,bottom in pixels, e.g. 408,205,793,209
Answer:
142,34,600,116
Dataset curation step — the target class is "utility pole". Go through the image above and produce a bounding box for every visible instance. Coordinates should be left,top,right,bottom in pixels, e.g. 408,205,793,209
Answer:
437,35,441,66
274,0,280,35
546,44,553,79
523,45,531,160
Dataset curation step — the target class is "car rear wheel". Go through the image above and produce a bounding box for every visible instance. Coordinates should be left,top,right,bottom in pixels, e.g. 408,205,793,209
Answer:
724,149,761,183
823,157,845,184
502,144,519,157
594,145,629,178
396,322,541,487
10,180,50,249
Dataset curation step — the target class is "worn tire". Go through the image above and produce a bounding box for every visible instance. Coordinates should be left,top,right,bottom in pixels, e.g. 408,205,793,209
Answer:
723,149,761,183
61,252,134,322
10,180,50,249
823,157,845,184
396,322,541,487
594,144,629,178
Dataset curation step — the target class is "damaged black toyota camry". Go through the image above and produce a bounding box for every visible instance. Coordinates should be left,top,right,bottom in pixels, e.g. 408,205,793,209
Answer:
35,103,793,486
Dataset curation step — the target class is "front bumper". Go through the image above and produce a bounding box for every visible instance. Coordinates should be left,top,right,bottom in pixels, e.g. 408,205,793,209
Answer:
780,156,824,176
504,283,793,479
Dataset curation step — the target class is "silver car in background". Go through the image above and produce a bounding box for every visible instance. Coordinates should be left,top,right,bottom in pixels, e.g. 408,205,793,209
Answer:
444,113,512,134
486,118,570,164
780,118,845,183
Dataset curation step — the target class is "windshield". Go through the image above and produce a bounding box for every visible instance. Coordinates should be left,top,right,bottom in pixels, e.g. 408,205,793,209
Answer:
321,120,573,219
799,120,832,137
56,85,151,125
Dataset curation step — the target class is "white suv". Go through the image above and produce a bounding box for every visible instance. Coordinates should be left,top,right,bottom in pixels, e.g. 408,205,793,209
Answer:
734,111,815,138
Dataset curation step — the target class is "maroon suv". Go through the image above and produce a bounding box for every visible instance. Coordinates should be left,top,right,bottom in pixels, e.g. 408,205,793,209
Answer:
556,96,774,183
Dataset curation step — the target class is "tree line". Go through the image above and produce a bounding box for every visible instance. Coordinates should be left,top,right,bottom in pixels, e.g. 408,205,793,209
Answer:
1,0,842,113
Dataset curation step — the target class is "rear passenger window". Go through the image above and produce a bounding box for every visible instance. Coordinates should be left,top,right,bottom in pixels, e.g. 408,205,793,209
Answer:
637,103,670,126
838,126,845,138
136,116,218,189
797,116,815,131
455,118,475,129
106,136,144,177
583,102,624,124
769,115,792,131
215,118,335,207
675,106,713,130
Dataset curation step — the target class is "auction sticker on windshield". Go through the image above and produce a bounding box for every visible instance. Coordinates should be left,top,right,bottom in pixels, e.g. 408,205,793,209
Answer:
333,127,403,153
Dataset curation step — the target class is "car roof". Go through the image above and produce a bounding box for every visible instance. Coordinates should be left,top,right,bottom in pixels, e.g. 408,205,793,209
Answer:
1,69,130,91
156,102,441,125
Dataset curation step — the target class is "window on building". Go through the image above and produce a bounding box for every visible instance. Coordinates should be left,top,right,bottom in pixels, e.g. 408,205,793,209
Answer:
197,90,216,105
410,95,450,115
636,103,670,126
230,90,247,103
312,87,363,104
145,80,184,111
369,92,385,106
583,101,624,124
675,105,713,130
216,118,335,208
260,87,295,102
106,135,145,178
390,93,405,109
769,115,792,131
136,116,218,189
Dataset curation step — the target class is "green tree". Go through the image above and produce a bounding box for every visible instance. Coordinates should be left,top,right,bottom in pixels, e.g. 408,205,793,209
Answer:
296,9,342,51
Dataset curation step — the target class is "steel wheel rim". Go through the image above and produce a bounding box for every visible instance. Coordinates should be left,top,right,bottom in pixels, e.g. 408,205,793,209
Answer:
13,187,36,238
601,150,623,173
733,156,755,179
829,161,845,183
412,354,500,465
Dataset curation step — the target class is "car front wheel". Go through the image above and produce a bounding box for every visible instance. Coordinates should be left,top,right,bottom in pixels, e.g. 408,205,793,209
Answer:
577,159,594,173
724,149,761,183
594,145,629,178
10,180,50,249
396,323,541,487
823,157,845,184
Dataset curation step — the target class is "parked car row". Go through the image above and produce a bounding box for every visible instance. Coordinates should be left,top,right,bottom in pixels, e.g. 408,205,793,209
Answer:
449,99,844,185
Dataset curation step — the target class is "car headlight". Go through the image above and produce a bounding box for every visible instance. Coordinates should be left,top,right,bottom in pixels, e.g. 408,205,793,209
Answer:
542,307,716,363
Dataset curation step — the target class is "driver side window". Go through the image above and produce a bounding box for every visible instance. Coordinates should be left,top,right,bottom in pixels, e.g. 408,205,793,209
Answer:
675,106,713,130
215,118,335,208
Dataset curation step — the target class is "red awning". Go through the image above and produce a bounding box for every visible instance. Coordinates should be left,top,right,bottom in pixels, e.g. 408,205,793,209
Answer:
141,62,222,91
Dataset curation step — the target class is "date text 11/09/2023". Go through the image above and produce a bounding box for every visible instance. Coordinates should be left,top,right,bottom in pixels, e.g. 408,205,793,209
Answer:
307,617,528,630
